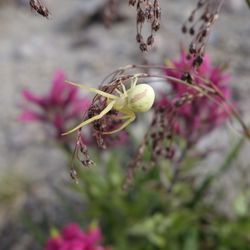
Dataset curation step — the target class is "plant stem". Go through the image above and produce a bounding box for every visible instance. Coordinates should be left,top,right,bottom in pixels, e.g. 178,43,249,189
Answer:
167,144,190,193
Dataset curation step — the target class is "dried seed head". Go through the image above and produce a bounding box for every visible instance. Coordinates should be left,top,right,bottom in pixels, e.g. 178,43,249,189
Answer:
181,72,193,84
192,55,203,68
129,0,137,6
70,168,79,184
136,33,143,43
29,0,50,18
182,25,188,33
139,42,147,52
103,0,119,27
129,0,161,51
182,0,225,68
189,43,196,54
147,35,154,46
189,27,195,35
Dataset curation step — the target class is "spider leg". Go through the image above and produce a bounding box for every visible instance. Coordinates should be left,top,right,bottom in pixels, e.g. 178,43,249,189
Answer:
131,74,139,88
102,110,136,134
66,81,118,100
62,100,116,135
115,89,123,95
115,81,128,97
121,83,128,97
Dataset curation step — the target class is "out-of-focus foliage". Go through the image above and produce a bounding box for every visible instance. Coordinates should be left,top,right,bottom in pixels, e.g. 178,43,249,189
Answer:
0,172,30,214
246,0,250,8
52,138,249,250
10,133,248,250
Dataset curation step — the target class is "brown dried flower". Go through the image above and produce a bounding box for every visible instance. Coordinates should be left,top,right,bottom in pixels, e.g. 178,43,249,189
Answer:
129,0,161,52
182,0,225,68
29,0,49,18
103,0,119,27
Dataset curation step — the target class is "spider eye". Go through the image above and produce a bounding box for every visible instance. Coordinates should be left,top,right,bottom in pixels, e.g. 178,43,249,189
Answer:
128,84,155,112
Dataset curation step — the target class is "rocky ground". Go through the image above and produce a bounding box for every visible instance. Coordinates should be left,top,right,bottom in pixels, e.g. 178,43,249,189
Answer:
0,0,250,249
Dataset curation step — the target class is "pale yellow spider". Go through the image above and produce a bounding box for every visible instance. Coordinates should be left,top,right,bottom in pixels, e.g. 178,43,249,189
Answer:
62,76,155,135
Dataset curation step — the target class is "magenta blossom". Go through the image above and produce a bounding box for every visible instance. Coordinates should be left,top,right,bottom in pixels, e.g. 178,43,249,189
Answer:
19,70,90,139
45,223,109,250
159,50,232,144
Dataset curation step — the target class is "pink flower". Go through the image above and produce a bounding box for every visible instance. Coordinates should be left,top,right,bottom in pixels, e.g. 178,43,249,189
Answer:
19,70,90,139
45,223,109,250
84,227,102,249
159,50,232,144
62,224,86,241
46,237,64,250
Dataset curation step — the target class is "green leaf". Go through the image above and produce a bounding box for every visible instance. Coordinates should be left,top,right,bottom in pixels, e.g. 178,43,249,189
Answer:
234,194,248,216
246,0,250,8
50,227,60,237
183,229,198,250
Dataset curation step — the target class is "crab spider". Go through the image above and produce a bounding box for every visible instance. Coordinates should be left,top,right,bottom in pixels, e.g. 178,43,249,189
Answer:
62,76,155,136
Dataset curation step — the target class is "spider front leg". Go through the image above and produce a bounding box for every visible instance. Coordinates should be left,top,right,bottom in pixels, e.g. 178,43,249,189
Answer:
66,81,118,100
115,82,128,97
131,74,139,88
102,109,136,134
62,100,116,135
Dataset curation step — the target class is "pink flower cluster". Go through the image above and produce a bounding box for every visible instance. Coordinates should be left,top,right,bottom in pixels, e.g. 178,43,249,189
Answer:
159,50,232,144
45,223,108,250
19,70,90,139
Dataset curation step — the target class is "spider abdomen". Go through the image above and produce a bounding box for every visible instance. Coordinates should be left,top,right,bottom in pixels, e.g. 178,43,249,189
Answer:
127,84,155,112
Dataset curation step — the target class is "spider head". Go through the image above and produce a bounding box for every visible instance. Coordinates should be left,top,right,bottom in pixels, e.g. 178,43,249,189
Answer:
127,84,155,112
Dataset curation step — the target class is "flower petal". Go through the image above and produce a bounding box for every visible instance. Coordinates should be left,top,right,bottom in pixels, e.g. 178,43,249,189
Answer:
45,237,64,250
62,223,86,241
50,70,67,104
22,89,46,106
18,110,44,122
